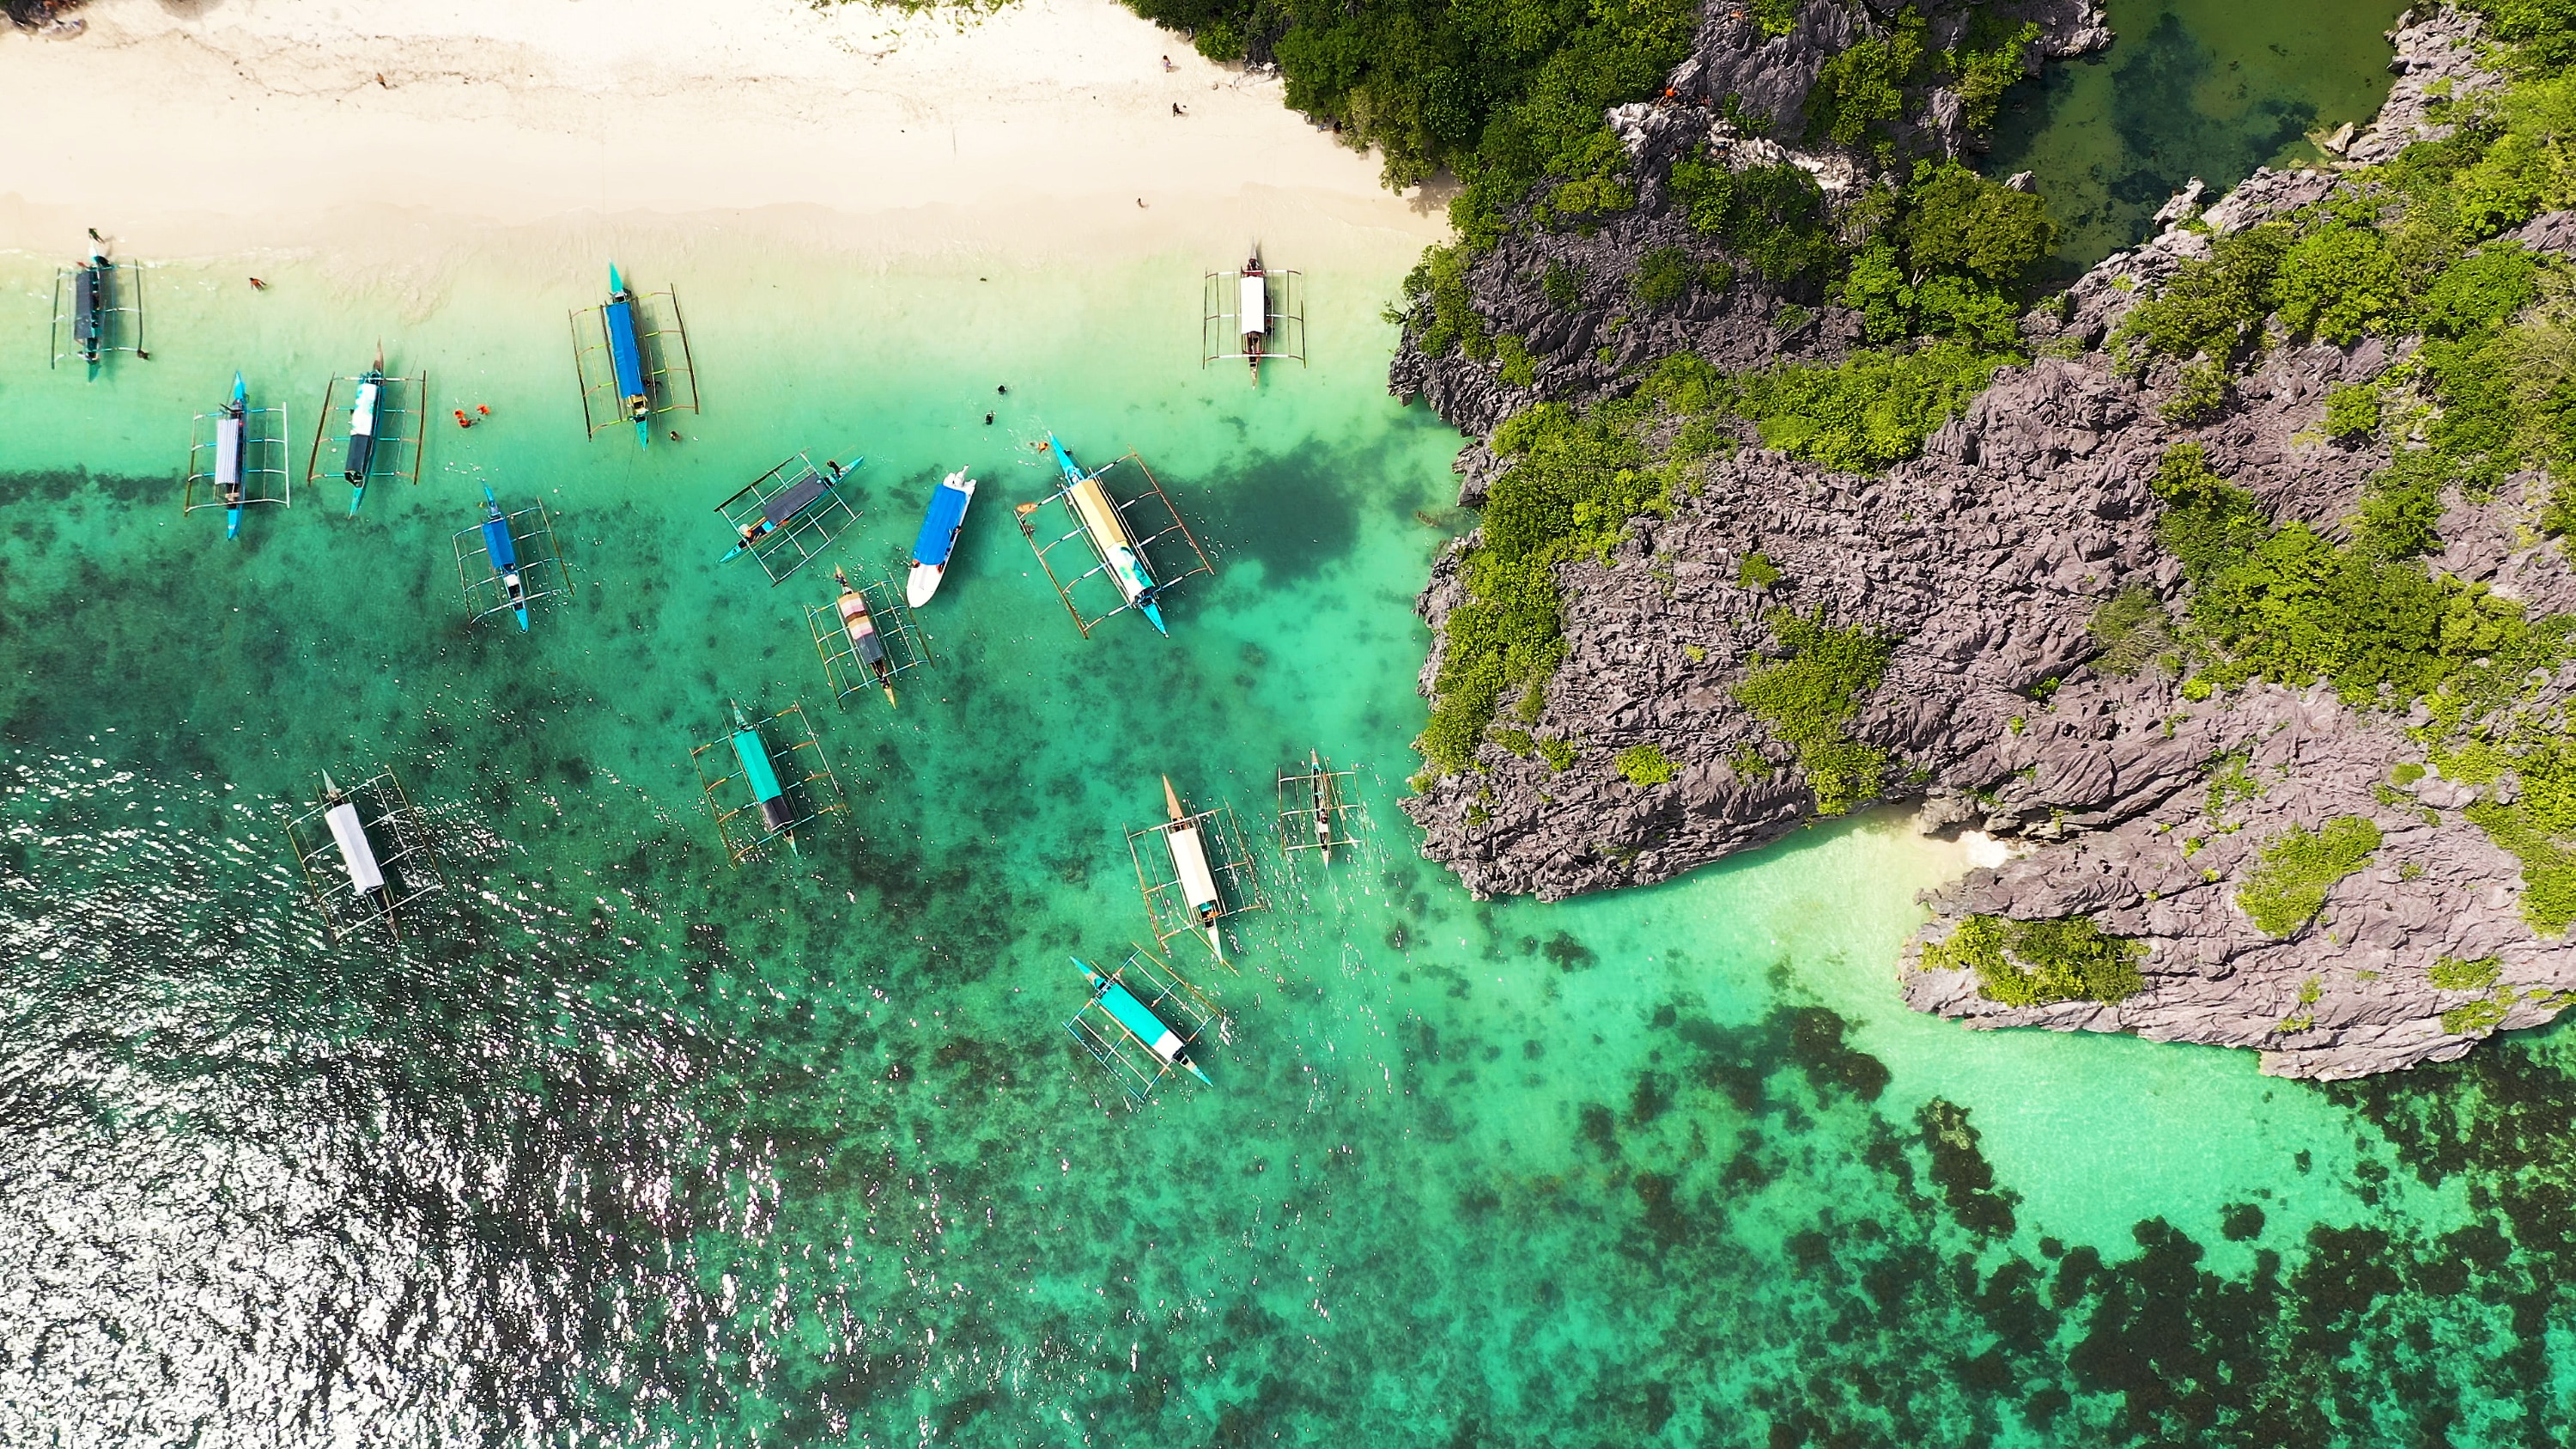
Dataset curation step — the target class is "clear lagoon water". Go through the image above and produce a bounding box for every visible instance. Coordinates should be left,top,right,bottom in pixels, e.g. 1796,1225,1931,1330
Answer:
1986,0,2412,271
7,73,2576,1449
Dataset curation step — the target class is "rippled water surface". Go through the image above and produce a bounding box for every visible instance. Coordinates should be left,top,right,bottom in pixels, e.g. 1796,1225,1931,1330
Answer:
6,196,2576,1443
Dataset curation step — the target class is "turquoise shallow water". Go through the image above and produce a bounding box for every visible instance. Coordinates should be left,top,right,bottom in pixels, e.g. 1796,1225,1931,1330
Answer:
6,222,2576,1445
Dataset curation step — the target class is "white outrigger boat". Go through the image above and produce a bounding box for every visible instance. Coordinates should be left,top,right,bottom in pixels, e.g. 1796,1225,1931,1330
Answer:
1160,776,1225,959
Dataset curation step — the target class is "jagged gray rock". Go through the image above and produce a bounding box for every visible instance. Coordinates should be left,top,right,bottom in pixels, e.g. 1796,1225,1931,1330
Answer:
1388,0,2111,436
1398,5,2576,1078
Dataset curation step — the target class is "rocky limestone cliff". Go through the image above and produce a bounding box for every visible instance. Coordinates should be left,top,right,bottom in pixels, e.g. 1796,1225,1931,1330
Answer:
1399,5,2576,1077
1388,0,2111,435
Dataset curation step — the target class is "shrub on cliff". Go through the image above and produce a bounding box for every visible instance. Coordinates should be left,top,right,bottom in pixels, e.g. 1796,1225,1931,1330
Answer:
1923,914,2146,1008
2114,225,2292,367
1731,609,1895,816
1417,395,1679,778
2238,817,2384,937
1730,343,2006,472
1667,161,1838,283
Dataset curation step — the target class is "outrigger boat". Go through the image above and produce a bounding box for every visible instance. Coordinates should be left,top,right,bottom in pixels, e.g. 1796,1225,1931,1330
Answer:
479,486,532,630
1072,956,1213,1087
832,568,899,705
343,345,386,515
216,372,249,539
907,467,977,606
603,262,653,447
1303,750,1335,861
1161,776,1225,960
283,767,444,942
70,242,107,375
720,456,857,566
1046,435,1165,635
689,699,844,863
729,701,799,844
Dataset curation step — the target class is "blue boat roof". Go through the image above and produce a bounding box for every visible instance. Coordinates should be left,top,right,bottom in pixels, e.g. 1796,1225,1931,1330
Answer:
911,479,971,566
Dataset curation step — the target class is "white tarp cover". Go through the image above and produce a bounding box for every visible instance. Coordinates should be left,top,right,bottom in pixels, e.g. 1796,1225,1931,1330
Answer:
215,416,244,487
1166,823,1220,912
1239,273,1267,339
349,381,380,436
325,799,387,895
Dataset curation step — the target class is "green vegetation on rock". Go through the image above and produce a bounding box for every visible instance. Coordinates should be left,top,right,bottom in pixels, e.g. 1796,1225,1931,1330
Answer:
1614,743,1680,787
1417,390,1692,778
1922,914,2147,1008
1731,609,1897,816
2237,817,2384,937
2431,953,2504,991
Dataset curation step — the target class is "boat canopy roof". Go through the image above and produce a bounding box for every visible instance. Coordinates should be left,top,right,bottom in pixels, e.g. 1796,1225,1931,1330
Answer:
765,473,829,527
912,479,971,565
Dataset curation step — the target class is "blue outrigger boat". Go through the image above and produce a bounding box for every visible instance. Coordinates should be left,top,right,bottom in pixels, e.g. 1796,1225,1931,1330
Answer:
344,345,386,515
479,487,532,630
216,373,249,539
1046,435,1166,635
604,263,653,447
1066,953,1216,1102
907,468,978,606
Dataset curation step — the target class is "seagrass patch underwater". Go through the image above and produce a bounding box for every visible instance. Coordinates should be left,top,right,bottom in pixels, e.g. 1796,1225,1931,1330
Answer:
6,239,2576,1447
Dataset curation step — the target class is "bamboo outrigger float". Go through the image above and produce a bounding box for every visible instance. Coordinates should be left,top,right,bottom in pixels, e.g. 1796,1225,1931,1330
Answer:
182,373,291,539
1013,436,1214,637
1277,751,1364,862
689,700,846,863
1064,944,1223,1104
1201,247,1303,379
1127,776,1265,964
569,262,699,445
283,768,443,942
806,566,929,708
51,240,145,376
453,486,573,630
715,451,862,585
307,345,426,515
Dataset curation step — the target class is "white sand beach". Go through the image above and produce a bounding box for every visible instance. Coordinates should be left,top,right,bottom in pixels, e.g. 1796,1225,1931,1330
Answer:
0,0,1449,268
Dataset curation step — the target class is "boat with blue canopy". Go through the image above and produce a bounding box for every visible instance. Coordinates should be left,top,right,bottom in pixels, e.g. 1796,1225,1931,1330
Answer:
908,468,978,606
571,263,698,444
52,239,144,376
453,487,572,631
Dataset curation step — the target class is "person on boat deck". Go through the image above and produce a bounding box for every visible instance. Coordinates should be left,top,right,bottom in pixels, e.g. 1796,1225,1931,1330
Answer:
739,519,776,544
